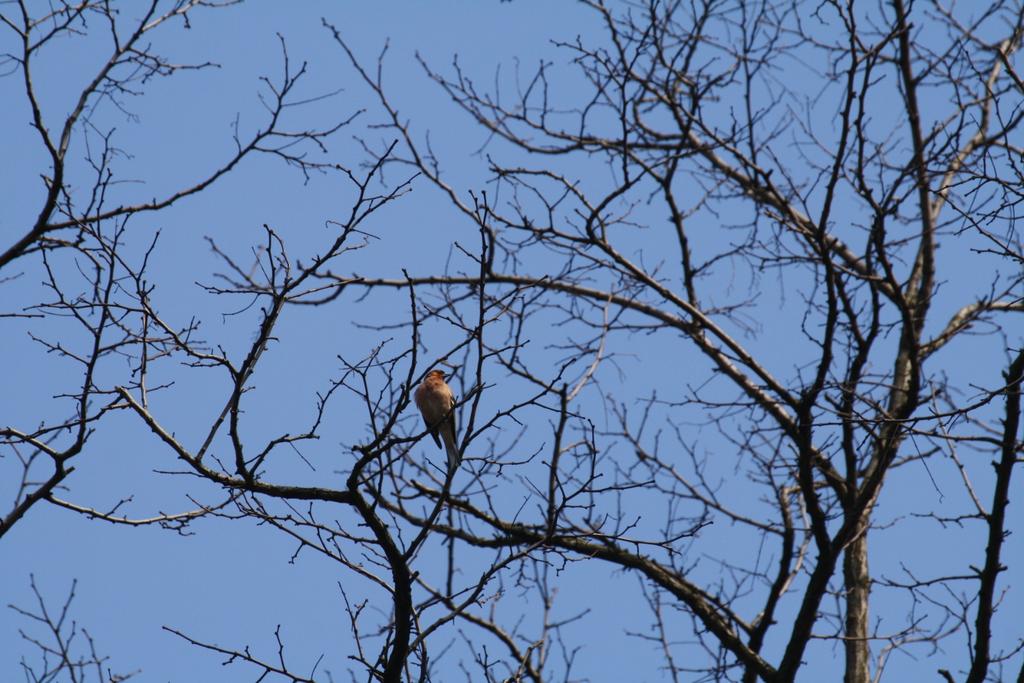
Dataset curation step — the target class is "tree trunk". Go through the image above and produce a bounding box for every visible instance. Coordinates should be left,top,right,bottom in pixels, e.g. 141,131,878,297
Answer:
844,528,871,683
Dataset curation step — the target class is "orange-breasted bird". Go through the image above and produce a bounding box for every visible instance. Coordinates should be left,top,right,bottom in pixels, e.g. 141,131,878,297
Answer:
414,369,460,472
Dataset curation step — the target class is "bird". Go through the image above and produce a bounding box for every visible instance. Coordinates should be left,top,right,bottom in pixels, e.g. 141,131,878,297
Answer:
414,369,460,472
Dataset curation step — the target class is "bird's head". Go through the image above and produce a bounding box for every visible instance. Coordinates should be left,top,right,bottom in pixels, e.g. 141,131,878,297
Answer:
427,369,447,381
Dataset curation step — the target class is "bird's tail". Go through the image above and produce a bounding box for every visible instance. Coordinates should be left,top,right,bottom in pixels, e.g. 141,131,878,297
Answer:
441,430,461,473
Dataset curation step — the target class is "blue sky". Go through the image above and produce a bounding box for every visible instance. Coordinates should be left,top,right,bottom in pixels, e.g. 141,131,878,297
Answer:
2,1,1022,681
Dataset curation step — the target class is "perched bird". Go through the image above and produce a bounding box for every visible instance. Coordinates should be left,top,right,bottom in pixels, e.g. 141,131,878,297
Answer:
414,369,460,472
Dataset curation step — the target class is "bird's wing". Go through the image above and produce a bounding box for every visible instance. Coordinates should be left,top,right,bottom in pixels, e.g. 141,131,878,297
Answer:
445,394,457,437
424,419,442,449
441,395,460,471
416,382,444,449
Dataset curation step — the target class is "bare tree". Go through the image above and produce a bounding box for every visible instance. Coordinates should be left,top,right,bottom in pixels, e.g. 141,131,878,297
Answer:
4,1,1024,682
0,0,351,540
9,576,138,682
328,1,1024,681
